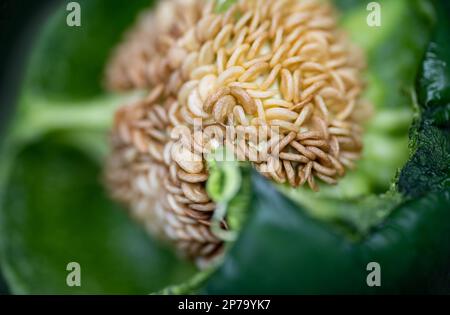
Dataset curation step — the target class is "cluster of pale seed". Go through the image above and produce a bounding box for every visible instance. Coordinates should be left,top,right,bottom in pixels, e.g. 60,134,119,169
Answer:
106,0,369,264
105,0,211,91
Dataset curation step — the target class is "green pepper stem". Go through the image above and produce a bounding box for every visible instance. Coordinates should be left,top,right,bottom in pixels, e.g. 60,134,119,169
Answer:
10,92,142,145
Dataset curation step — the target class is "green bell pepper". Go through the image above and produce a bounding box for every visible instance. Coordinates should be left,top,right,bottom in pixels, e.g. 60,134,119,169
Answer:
0,0,449,294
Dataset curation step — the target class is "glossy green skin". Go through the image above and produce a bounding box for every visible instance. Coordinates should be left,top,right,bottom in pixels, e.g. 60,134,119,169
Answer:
205,176,450,294
1,142,195,294
205,0,450,294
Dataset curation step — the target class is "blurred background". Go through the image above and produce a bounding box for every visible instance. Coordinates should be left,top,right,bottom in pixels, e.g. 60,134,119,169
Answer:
0,0,196,295
0,0,57,136
0,0,59,294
